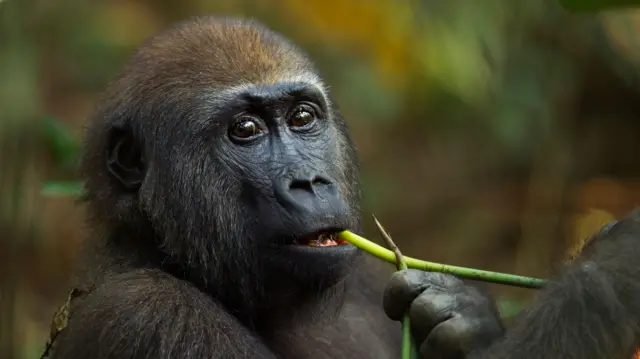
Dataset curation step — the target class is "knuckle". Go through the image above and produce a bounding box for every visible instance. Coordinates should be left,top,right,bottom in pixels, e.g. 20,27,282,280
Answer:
409,292,456,325
386,270,427,298
408,293,433,315
388,269,412,287
397,269,427,285
428,272,464,289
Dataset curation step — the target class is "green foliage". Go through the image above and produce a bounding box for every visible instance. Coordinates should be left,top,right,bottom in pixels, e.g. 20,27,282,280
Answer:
559,0,640,12
41,181,84,197
41,116,80,169
40,117,83,197
497,298,527,319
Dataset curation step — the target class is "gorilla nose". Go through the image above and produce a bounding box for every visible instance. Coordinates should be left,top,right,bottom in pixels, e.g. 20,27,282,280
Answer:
274,173,341,213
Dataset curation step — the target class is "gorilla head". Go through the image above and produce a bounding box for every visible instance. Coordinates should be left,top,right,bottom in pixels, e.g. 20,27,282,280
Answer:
78,17,363,324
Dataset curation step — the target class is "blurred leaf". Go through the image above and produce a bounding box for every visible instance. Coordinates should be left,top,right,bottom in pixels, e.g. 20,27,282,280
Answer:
41,116,79,168
559,0,640,13
567,208,616,260
280,0,416,90
360,173,392,211
497,298,526,319
65,27,130,90
41,181,83,197
417,3,503,106
338,62,402,123
489,43,574,159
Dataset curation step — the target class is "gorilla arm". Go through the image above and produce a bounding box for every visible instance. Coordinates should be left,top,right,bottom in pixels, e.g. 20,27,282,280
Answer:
51,269,278,359
476,211,640,359
385,210,640,359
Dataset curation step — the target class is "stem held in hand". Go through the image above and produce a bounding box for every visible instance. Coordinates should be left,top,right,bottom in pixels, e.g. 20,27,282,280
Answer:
373,216,419,359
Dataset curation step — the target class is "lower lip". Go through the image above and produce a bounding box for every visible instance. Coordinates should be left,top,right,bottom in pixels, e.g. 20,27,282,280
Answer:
278,243,359,259
285,242,356,252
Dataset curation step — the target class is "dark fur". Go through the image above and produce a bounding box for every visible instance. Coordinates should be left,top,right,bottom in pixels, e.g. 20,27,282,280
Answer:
50,15,640,359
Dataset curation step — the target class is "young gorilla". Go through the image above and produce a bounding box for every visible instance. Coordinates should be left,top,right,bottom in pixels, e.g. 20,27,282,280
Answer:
50,16,640,359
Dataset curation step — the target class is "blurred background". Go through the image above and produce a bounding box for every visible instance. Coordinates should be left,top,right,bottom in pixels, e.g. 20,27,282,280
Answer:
2,0,640,358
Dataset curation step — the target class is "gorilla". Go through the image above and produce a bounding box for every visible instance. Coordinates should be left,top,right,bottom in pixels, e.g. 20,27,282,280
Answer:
49,16,640,359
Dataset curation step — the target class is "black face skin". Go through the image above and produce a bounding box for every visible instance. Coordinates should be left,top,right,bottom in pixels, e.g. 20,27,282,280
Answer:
54,16,640,359
186,80,361,317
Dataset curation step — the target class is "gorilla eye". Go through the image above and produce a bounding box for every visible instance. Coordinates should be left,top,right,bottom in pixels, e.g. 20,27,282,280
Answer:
288,106,316,129
229,117,263,141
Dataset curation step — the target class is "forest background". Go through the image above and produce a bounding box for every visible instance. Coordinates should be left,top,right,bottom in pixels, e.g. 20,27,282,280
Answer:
3,0,640,358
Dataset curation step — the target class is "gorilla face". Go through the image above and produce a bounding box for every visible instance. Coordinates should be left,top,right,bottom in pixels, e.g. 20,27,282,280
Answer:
141,81,363,284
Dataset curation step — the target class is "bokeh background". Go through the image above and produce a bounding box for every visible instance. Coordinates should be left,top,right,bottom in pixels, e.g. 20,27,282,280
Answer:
3,0,640,358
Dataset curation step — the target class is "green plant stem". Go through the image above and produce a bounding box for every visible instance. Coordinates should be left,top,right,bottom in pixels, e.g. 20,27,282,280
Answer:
373,217,417,359
339,230,547,289
401,314,415,359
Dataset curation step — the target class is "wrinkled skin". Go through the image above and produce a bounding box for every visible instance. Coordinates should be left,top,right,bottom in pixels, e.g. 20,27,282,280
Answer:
384,271,504,358
48,16,640,359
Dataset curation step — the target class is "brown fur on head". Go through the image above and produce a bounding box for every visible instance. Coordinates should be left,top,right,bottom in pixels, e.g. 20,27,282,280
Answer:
79,16,330,229
111,16,322,100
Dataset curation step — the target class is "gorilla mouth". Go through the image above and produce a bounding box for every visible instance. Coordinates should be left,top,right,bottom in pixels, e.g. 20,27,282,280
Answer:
294,230,349,247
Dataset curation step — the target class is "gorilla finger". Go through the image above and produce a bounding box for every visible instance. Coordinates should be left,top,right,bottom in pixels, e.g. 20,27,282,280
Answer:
419,317,473,359
383,270,462,321
383,270,429,321
409,292,460,343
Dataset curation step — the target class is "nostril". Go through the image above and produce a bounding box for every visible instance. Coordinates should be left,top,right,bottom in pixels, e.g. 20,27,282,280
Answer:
288,175,333,193
289,178,314,192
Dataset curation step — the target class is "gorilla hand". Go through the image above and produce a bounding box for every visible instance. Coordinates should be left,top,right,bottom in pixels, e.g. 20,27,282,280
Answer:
383,270,504,359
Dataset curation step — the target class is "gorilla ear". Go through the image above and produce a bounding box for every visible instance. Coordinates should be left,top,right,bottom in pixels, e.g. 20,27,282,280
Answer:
106,128,145,190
